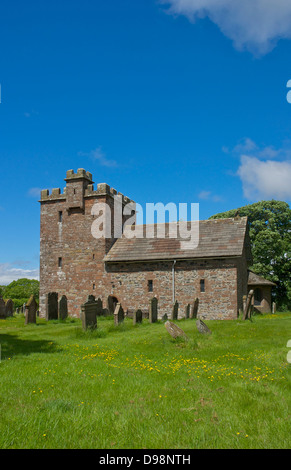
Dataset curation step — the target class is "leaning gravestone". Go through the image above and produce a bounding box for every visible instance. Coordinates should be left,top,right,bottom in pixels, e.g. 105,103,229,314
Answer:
165,321,188,340
243,290,254,320
133,309,142,325
114,303,124,325
0,297,6,319
149,297,158,323
196,319,212,335
46,292,58,320
25,295,37,324
58,295,68,320
171,300,179,320
191,298,199,319
81,296,98,330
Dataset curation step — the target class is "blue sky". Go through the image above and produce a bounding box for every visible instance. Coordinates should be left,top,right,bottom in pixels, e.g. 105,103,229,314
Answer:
1,0,291,284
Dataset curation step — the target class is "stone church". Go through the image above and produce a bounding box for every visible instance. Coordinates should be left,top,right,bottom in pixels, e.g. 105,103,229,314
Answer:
39,168,253,320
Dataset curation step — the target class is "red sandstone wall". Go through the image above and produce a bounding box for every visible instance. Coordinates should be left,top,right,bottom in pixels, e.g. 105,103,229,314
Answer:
40,180,243,320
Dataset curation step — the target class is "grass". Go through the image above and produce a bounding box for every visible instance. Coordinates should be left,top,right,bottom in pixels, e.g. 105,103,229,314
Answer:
0,312,290,449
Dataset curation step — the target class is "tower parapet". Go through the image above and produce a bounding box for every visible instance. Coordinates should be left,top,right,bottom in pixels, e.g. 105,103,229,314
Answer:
40,169,134,205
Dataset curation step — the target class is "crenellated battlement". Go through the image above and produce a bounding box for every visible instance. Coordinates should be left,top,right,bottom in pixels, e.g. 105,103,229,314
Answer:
40,169,134,205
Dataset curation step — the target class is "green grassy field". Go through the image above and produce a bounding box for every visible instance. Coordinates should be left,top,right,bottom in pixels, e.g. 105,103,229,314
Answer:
0,313,290,449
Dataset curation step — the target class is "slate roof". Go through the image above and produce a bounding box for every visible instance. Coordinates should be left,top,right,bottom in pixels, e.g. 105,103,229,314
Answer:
248,271,276,286
104,216,250,262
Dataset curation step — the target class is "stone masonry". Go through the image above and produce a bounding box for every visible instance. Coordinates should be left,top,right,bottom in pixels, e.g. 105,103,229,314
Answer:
39,168,252,320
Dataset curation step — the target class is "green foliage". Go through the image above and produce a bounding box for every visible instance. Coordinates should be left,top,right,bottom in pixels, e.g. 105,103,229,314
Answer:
210,200,291,308
1,278,39,308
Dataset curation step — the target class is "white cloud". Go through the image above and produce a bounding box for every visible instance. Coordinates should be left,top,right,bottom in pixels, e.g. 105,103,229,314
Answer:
28,187,42,198
237,155,291,200
160,0,291,54
198,190,223,202
79,147,118,168
0,263,39,286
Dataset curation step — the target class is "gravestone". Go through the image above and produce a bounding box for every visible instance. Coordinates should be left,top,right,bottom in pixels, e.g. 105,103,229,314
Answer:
133,309,142,325
25,295,37,324
149,297,158,323
243,290,254,320
5,299,14,317
165,321,188,340
46,292,58,320
81,296,98,330
114,303,124,325
191,298,199,319
96,298,103,316
272,302,276,314
0,297,6,319
58,295,68,320
196,319,212,335
171,301,179,320
162,313,168,322
185,304,191,319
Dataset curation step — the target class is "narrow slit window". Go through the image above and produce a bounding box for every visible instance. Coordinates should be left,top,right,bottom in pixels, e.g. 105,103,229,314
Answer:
148,280,153,292
58,257,62,268
92,254,95,260
93,283,96,290
200,279,205,293
59,211,63,223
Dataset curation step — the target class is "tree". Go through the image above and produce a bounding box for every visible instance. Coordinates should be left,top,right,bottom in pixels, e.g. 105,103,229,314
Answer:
2,279,39,309
210,200,291,309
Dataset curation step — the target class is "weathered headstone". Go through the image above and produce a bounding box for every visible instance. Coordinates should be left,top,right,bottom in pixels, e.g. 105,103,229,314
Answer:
162,313,168,322
165,321,188,340
272,302,276,314
0,297,6,319
133,309,143,325
171,300,179,321
196,319,212,335
96,298,103,316
25,295,37,324
185,304,191,319
149,297,158,323
191,298,199,319
5,299,14,317
58,295,68,320
81,296,98,330
46,292,58,320
114,303,124,325
108,295,118,315
243,290,254,320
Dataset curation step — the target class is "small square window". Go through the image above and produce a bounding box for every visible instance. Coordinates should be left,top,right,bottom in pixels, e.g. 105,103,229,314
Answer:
200,279,205,293
58,257,62,268
148,280,153,292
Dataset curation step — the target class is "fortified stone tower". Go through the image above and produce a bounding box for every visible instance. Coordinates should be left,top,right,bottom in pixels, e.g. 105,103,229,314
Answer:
39,168,135,318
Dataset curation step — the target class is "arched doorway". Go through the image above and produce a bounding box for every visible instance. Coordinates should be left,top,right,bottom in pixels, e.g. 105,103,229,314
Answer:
108,295,119,315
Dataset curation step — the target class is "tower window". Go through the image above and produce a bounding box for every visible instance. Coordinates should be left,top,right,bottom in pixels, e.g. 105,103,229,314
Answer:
93,283,96,290
148,280,153,292
92,254,95,260
58,257,62,268
58,211,63,223
200,279,205,293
